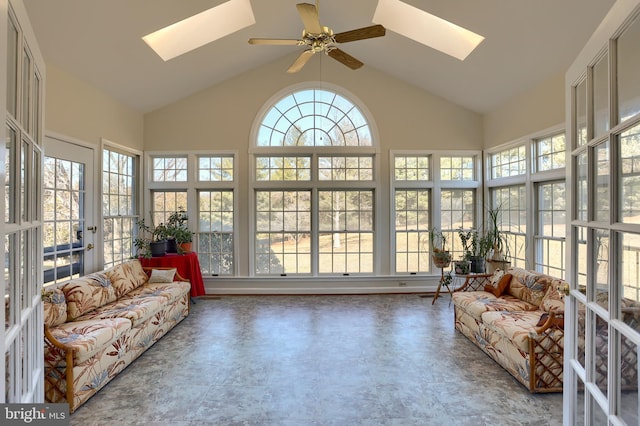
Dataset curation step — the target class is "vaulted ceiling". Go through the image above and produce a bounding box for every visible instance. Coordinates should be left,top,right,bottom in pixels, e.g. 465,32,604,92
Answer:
23,0,615,114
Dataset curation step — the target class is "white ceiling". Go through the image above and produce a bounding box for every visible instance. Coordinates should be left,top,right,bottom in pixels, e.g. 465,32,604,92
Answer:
22,0,616,114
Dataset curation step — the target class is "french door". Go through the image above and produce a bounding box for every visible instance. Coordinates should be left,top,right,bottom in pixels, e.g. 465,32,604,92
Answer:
565,1,640,424
43,135,96,284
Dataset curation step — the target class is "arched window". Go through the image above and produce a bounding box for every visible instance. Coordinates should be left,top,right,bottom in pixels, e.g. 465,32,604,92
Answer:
251,85,377,276
256,88,373,147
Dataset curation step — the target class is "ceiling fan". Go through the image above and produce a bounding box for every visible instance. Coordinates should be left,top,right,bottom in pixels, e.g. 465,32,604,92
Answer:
248,2,385,73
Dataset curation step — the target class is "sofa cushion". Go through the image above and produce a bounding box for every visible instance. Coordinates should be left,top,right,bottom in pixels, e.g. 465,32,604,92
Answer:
482,310,564,354
105,260,149,298
481,310,548,353
452,291,539,321
74,295,166,328
123,281,191,303
61,273,117,320
43,287,67,327
539,277,567,313
506,268,551,307
45,318,131,364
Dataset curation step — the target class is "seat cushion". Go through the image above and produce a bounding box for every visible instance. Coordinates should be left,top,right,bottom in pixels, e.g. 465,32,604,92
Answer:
74,296,165,328
123,281,190,303
482,310,564,354
46,318,131,364
452,291,539,322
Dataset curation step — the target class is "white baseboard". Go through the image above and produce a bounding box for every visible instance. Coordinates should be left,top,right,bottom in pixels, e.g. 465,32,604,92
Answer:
203,275,442,295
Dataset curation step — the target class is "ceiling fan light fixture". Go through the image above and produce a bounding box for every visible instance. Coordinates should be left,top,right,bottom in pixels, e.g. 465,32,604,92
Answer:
143,0,255,61
373,0,484,61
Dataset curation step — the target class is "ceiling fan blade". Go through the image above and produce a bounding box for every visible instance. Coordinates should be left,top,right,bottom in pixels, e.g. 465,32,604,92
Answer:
327,48,363,70
287,50,315,73
334,24,386,44
248,38,301,46
296,3,322,34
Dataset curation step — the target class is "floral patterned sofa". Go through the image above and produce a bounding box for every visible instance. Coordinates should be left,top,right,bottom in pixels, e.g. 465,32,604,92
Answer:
453,267,640,393
42,259,191,413
452,268,567,392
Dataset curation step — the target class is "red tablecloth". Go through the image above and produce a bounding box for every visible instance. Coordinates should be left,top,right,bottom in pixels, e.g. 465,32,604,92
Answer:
139,252,205,297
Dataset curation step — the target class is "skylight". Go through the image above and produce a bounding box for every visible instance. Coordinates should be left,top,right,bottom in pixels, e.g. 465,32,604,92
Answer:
373,0,484,61
143,0,255,61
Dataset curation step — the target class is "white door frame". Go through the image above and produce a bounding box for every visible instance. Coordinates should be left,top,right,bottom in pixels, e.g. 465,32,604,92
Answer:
43,133,100,279
565,0,640,423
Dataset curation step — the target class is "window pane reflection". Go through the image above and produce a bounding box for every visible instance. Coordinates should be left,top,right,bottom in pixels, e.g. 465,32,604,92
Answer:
594,142,610,222
617,14,640,123
593,53,609,138
620,124,640,224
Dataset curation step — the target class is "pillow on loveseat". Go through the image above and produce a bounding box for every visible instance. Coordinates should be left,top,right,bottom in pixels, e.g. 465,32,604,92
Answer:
484,269,512,297
148,268,177,283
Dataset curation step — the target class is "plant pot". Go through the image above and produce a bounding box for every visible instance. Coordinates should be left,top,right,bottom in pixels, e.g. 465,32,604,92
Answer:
486,259,511,274
179,242,192,253
470,256,485,273
166,238,178,253
432,251,451,268
454,260,471,275
149,240,167,257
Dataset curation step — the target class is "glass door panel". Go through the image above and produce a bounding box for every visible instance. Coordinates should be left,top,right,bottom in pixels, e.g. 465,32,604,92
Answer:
576,78,588,147
594,141,610,222
617,14,640,123
43,137,94,284
593,53,610,138
619,124,640,224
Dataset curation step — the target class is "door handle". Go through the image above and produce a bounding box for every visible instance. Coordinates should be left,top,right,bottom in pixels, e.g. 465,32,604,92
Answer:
86,244,94,251
87,226,97,233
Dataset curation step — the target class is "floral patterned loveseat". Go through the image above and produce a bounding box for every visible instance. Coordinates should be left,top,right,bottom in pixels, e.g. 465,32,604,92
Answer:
42,259,191,413
452,268,567,392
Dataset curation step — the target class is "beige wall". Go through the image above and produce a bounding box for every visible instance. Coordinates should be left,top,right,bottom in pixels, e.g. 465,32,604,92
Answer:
44,62,144,149
482,72,565,149
144,52,483,152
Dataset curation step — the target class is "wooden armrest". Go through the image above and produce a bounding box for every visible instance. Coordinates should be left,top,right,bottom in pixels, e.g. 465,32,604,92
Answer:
44,325,76,353
454,273,492,292
534,311,564,335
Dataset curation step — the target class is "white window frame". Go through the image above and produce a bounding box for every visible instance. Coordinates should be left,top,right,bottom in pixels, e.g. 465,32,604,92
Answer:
101,140,141,270
249,83,380,277
485,125,566,275
145,151,239,275
390,150,481,274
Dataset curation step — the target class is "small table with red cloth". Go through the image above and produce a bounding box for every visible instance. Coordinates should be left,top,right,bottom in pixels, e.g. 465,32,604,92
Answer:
139,252,205,297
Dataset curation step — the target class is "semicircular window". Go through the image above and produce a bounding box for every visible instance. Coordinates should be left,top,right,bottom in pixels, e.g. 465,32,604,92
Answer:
257,88,372,147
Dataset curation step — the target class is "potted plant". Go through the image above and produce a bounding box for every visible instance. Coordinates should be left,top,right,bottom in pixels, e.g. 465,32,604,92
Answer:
468,229,492,273
484,206,511,274
166,208,194,254
134,218,169,258
455,228,473,274
429,228,451,269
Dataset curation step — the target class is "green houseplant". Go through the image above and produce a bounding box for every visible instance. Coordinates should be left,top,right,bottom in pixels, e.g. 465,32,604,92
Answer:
134,219,169,258
484,206,511,273
165,208,194,253
428,228,451,269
